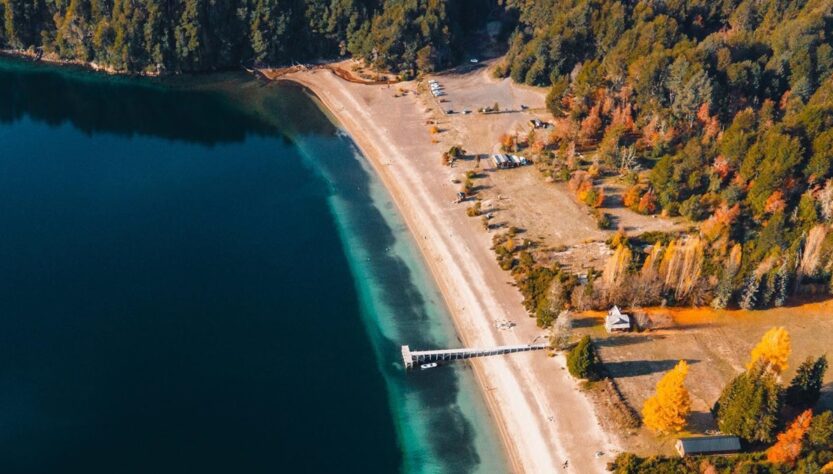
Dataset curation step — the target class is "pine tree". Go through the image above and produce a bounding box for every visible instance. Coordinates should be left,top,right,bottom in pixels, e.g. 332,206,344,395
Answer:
808,410,833,450
774,262,790,307
714,363,784,443
567,335,598,380
739,276,759,309
642,360,691,434
748,327,791,375
759,273,776,308
174,0,203,70
767,409,813,466
786,355,828,409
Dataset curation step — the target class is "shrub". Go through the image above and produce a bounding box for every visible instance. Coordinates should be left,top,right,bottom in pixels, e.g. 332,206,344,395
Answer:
595,211,612,229
581,185,605,208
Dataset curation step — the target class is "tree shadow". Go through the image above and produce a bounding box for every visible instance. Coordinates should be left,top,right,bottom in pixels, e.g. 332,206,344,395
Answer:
606,213,622,230
595,334,665,348
600,190,624,209
818,382,833,411
603,359,700,378
688,411,718,433
670,323,716,331
572,316,601,328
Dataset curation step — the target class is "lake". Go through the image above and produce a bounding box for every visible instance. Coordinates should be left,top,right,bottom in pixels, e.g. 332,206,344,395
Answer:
0,58,507,473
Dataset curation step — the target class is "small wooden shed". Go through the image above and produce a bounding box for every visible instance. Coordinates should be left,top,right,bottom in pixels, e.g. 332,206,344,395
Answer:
675,435,741,457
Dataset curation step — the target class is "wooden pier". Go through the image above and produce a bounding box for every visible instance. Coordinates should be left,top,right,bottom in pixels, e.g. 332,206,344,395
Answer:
401,343,549,369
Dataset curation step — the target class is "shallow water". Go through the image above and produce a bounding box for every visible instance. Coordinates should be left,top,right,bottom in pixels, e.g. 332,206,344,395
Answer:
0,58,507,473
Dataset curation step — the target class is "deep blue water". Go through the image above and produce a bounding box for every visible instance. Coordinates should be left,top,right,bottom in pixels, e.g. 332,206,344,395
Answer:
0,58,506,473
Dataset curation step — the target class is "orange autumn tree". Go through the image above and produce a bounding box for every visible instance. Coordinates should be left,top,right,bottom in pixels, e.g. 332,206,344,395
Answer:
767,409,813,466
748,327,791,375
623,185,642,209
637,191,657,214
642,360,691,433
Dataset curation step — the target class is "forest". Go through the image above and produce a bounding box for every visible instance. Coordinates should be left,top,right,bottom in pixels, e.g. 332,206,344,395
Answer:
492,0,833,315
0,0,495,74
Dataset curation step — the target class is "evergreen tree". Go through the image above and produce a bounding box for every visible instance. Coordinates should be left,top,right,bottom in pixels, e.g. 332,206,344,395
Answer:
773,262,790,307
713,363,784,444
807,410,833,450
567,335,598,380
739,276,759,310
786,355,828,409
174,0,203,70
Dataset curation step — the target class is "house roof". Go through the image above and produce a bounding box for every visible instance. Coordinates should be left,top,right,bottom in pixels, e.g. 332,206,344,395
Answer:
676,435,741,454
606,306,630,327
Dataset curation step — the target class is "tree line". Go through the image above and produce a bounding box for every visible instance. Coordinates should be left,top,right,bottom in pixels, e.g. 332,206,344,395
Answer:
0,0,492,74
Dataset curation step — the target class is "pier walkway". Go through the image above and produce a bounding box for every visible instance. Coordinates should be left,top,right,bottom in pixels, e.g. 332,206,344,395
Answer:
401,343,549,369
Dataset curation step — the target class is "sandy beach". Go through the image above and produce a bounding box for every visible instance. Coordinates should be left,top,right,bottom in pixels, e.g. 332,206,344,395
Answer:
282,64,620,473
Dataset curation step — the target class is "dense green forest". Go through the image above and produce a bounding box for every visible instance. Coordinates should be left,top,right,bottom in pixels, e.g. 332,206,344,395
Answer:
0,0,495,73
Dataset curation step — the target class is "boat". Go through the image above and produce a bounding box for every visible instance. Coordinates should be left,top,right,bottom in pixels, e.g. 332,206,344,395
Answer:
420,362,438,370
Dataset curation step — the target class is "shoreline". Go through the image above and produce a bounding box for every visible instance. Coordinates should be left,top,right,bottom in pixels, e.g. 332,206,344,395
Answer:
281,78,525,473
0,49,156,76
281,68,618,473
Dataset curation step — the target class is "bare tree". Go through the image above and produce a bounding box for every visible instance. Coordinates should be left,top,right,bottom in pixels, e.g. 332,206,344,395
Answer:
549,310,573,350
618,146,640,175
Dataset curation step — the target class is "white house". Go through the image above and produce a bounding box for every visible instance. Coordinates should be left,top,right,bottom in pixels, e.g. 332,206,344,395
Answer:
605,306,631,333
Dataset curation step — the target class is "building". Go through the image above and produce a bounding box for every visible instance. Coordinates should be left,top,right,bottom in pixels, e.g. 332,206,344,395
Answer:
675,436,741,457
605,306,631,332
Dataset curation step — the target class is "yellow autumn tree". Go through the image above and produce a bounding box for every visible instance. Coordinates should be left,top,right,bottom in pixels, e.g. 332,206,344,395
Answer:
748,327,791,374
658,236,704,299
822,460,833,472
642,360,691,434
602,244,632,287
766,409,813,466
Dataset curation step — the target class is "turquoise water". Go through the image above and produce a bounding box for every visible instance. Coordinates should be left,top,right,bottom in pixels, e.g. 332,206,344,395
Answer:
0,58,507,473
